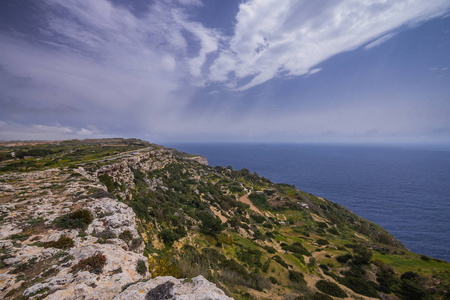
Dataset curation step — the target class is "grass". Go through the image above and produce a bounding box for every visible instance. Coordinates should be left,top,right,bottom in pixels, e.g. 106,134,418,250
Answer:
373,253,450,275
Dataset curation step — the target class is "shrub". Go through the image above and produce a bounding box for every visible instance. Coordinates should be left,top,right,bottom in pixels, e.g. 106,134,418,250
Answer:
72,252,107,274
95,230,116,239
262,260,270,273
315,280,347,298
198,212,224,236
130,238,144,251
43,235,74,249
237,248,262,268
338,276,379,297
269,276,279,284
136,259,147,276
311,293,333,300
316,239,329,246
263,246,277,254
248,193,269,209
148,251,179,278
263,222,273,229
54,209,93,230
250,214,265,223
158,229,179,247
352,243,372,265
281,242,310,256
265,231,275,239
328,227,339,235
394,277,427,300
272,255,288,268
98,174,117,193
420,255,431,261
336,253,352,264
119,230,133,243
289,270,306,285
317,222,328,228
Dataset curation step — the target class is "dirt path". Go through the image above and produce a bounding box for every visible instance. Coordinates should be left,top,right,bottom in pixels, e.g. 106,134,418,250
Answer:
210,206,228,223
239,193,262,214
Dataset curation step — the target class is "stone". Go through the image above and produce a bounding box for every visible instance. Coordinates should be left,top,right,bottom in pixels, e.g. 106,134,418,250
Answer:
114,276,233,300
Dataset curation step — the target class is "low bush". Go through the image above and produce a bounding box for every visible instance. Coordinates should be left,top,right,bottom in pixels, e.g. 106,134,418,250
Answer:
43,235,74,249
328,227,339,235
136,259,147,276
272,255,288,268
316,239,329,246
119,230,133,243
72,252,107,274
311,293,333,300
315,280,347,298
248,193,269,209
158,229,179,247
54,209,93,230
262,260,270,273
336,253,352,264
338,276,379,297
98,174,117,193
129,238,144,251
269,276,279,285
250,214,265,223
95,230,116,240
263,245,277,254
289,270,306,285
281,242,311,256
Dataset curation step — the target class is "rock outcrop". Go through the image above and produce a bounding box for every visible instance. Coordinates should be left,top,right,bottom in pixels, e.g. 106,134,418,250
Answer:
115,275,232,300
0,148,226,300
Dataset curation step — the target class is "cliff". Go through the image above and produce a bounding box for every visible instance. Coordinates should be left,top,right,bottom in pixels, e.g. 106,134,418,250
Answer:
0,139,448,299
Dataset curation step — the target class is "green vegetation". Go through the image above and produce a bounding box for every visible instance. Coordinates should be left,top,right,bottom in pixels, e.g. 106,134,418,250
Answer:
42,235,75,249
136,259,147,276
2,139,449,300
54,209,94,230
0,138,150,172
72,252,107,275
315,280,347,298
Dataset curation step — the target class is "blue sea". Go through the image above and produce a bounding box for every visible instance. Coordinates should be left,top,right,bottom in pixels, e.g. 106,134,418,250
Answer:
166,143,450,262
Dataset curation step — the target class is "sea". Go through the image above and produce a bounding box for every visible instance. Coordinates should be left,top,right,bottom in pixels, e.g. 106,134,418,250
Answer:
165,143,450,262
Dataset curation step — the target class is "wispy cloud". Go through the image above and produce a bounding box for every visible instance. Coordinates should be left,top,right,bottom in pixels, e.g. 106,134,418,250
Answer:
0,0,218,138
0,121,101,141
365,33,397,50
208,0,450,90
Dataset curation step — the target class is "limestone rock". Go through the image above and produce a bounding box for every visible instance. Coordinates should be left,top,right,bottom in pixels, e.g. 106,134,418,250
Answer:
114,275,233,300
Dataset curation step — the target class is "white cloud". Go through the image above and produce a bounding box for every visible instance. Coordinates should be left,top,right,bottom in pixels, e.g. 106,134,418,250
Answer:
0,121,102,141
208,0,450,90
307,68,322,76
177,0,203,6
365,33,397,49
0,0,218,140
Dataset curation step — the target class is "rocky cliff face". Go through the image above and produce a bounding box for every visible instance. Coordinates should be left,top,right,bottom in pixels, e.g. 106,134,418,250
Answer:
0,149,222,300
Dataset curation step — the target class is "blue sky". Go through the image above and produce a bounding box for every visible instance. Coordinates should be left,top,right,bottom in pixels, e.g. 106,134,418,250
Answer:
0,0,449,144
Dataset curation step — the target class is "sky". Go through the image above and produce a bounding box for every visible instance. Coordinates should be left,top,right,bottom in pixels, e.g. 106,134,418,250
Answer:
0,0,449,144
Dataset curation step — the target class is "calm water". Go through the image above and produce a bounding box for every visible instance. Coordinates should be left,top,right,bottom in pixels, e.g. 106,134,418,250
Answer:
166,143,450,262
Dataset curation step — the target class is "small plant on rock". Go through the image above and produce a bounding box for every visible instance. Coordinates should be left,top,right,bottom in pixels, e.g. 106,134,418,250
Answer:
43,235,74,249
136,259,147,276
72,252,106,275
119,230,133,243
54,209,94,230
